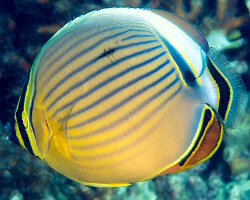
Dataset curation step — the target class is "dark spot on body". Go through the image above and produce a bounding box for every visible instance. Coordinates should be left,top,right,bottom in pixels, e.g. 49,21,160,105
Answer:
98,47,116,60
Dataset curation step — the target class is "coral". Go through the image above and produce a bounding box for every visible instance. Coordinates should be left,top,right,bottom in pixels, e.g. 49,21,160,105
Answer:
37,24,63,35
174,0,202,22
0,122,112,200
207,29,246,50
223,109,250,176
226,173,250,200
148,0,249,37
148,0,250,78
208,173,226,199
112,181,157,200
149,0,203,22
9,190,24,200
216,0,249,33
3,52,31,72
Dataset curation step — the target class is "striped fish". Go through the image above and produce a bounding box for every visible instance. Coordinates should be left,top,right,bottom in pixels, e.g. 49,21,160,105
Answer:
10,8,247,187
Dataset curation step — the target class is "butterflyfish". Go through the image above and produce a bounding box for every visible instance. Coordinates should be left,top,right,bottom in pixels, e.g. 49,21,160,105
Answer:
9,8,248,187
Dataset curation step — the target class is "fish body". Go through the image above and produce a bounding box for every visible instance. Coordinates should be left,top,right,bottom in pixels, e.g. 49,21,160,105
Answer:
10,8,247,187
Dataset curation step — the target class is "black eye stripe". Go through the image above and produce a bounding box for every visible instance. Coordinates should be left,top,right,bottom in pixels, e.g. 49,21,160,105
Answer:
15,69,35,156
184,70,196,83
155,30,198,87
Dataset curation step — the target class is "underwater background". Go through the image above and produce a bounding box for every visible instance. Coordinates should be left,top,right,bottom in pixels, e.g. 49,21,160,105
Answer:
0,0,249,199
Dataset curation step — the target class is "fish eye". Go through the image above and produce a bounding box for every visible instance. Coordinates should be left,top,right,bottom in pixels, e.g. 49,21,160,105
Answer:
184,70,196,82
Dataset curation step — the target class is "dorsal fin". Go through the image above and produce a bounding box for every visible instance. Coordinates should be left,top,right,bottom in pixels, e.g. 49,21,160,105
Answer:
149,9,209,53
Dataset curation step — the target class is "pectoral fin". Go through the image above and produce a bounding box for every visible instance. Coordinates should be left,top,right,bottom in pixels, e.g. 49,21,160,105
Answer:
42,103,76,160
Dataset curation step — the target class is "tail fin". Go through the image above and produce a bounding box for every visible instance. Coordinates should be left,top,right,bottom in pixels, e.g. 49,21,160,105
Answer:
207,47,248,128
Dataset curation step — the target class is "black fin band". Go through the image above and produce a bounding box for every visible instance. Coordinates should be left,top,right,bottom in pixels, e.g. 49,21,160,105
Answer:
206,56,230,121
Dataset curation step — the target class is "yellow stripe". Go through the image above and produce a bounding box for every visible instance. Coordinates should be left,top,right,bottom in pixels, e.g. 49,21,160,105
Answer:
81,181,130,187
14,122,26,150
14,86,26,150
20,52,44,156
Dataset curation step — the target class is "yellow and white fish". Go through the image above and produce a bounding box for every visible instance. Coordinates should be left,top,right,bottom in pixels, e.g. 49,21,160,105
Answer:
9,8,247,187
